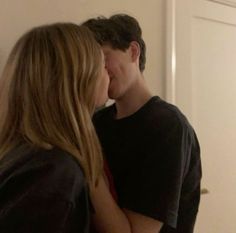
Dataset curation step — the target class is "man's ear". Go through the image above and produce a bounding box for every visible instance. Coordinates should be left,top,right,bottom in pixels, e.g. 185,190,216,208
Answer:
129,41,140,62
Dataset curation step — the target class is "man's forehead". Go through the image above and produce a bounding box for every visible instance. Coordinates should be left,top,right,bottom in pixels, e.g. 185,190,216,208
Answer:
102,45,113,54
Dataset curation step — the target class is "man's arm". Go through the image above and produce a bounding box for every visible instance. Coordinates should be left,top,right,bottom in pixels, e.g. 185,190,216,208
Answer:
90,176,163,233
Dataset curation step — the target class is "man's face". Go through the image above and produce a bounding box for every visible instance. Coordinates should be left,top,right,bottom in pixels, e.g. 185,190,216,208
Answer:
102,44,137,100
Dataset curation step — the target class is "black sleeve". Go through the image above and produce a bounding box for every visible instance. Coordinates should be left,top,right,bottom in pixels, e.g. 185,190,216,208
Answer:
119,118,191,228
0,195,74,233
0,151,90,233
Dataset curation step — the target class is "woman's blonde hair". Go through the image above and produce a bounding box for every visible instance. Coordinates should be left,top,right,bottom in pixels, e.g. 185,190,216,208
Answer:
0,23,103,189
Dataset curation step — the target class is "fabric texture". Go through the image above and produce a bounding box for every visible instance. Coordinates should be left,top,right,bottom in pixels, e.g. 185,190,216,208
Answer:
93,96,202,233
0,144,90,233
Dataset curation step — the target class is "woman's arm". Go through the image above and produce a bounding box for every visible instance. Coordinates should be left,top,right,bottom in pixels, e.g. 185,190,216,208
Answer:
90,176,163,233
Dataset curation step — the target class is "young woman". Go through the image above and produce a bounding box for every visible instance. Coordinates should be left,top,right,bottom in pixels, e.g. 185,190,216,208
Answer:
0,22,109,233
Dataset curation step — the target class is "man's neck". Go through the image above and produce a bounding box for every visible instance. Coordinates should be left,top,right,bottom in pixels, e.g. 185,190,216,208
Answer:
114,78,153,119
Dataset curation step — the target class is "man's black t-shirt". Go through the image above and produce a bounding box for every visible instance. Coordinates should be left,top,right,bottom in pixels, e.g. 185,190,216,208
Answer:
93,96,202,233
0,144,90,233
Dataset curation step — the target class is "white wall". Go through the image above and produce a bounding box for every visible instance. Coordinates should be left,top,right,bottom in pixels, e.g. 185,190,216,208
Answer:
0,0,166,98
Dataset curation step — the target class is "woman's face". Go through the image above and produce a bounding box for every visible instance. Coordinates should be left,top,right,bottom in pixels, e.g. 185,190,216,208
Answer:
95,51,110,108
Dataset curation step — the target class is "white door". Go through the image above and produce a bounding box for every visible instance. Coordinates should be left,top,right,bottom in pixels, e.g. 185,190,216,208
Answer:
166,0,236,232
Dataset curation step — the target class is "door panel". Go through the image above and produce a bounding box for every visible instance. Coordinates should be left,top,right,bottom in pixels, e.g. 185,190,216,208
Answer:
166,0,236,232
192,14,236,233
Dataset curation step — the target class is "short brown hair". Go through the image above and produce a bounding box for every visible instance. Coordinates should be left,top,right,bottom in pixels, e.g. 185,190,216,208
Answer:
83,14,146,72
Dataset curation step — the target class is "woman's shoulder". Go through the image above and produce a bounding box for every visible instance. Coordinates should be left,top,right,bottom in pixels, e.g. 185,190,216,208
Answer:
1,145,83,177
34,146,83,173
0,145,87,201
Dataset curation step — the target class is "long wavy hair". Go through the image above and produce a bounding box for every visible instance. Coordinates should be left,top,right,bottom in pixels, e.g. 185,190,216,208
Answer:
0,23,103,189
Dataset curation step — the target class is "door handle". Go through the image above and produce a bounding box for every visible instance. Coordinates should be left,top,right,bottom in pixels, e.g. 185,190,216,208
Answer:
201,188,209,195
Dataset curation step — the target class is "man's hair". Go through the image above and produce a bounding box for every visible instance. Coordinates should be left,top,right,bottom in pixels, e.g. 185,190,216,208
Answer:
0,23,103,189
83,14,146,72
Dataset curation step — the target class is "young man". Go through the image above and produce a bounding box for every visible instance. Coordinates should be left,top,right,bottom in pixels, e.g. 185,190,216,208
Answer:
83,14,202,233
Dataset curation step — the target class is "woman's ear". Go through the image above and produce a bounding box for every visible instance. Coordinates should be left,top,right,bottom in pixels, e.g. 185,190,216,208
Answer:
129,41,140,63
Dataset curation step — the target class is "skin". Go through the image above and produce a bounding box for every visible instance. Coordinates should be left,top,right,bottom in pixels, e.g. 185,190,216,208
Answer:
103,42,153,119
